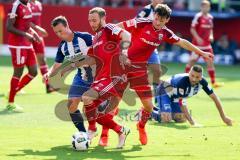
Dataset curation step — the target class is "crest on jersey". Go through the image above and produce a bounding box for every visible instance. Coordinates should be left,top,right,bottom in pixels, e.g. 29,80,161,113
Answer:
178,88,184,95
158,34,163,40
97,31,103,38
145,31,150,35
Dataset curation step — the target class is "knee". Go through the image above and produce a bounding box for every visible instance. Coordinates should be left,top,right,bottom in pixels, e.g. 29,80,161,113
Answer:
153,68,162,77
29,69,38,77
160,112,172,123
173,113,186,123
82,94,92,105
67,99,78,113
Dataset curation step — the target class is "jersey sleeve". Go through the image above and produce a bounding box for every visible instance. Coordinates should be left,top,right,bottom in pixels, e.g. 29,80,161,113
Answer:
105,23,123,41
200,78,214,95
136,8,149,18
163,27,180,44
123,18,150,33
76,32,93,55
55,42,65,63
8,2,20,19
191,13,200,28
81,32,93,47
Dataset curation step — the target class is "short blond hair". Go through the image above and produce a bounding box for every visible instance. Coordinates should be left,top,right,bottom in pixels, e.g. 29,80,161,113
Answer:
201,0,210,6
89,7,106,18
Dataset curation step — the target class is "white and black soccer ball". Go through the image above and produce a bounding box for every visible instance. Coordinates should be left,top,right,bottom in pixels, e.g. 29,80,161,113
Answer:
71,132,89,151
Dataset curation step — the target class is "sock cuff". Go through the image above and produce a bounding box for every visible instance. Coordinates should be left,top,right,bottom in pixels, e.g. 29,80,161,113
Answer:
27,74,35,79
12,76,20,80
40,64,48,69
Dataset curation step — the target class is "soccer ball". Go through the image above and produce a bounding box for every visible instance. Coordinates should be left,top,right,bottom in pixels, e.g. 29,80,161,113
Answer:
71,132,89,151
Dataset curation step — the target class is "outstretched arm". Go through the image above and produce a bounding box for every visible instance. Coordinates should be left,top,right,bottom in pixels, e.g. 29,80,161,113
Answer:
174,39,214,60
209,93,232,126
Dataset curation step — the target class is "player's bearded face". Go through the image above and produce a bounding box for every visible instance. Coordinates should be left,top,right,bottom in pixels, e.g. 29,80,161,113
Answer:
189,71,202,86
153,14,169,30
88,13,103,32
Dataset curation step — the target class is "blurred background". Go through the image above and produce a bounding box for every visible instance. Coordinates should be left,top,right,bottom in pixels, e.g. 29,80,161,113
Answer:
1,0,240,65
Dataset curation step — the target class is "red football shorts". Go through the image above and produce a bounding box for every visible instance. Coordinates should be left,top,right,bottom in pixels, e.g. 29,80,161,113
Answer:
9,47,37,68
91,76,128,101
127,70,153,99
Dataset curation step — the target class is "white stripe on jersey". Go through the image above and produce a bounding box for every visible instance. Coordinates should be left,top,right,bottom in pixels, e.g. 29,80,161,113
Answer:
67,41,75,57
61,44,65,56
9,0,21,18
77,37,88,55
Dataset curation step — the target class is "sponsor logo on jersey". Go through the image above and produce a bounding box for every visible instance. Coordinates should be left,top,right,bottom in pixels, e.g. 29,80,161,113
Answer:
140,38,159,46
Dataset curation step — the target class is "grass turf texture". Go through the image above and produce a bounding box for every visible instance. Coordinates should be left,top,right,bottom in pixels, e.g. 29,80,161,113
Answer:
0,55,240,160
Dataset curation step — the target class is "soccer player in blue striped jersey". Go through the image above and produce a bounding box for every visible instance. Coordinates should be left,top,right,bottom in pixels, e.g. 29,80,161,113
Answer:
152,65,232,126
43,16,93,134
137,0,164,104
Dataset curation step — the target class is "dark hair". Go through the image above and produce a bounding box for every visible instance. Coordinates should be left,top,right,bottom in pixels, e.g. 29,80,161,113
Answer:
51,15,68,27
89,7,106,18
154,4,172,19
192,65,203,73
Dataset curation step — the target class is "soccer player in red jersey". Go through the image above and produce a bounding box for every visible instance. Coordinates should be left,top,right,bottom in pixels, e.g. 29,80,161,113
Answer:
30,0,55,93
6,0,45,111
117,4,213,145
61,7,131,148
185,0,223,88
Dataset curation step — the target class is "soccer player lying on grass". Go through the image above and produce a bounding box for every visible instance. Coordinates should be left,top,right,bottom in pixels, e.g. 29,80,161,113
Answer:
116,4,213,145
151,65,232,126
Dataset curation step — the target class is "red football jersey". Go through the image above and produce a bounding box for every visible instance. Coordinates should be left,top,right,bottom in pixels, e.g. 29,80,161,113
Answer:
123,18,180,63
30,0,42,26
89,24,124,81
191,12,213,49
8,0,33,48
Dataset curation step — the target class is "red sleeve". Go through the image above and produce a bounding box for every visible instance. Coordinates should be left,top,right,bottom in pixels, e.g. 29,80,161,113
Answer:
105,23,123,41
163,27,180,44
123,19,137,33
191,13,200,28
8,3,20,19
123,18,151,33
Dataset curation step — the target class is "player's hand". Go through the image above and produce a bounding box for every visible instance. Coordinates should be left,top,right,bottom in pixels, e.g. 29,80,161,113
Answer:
40,28,48,37
25,32,35,42
32,32,41,43
119,54,131,70
201,51,214,61
196,37,204,45
222,116,233,126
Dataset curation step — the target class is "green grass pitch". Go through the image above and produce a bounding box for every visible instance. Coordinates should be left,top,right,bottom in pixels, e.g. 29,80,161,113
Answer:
0,55,240,160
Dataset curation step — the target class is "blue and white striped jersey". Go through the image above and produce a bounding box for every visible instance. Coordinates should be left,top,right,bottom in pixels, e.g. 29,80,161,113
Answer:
166,73,214,105
137,4,155,20
55,31,93,82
